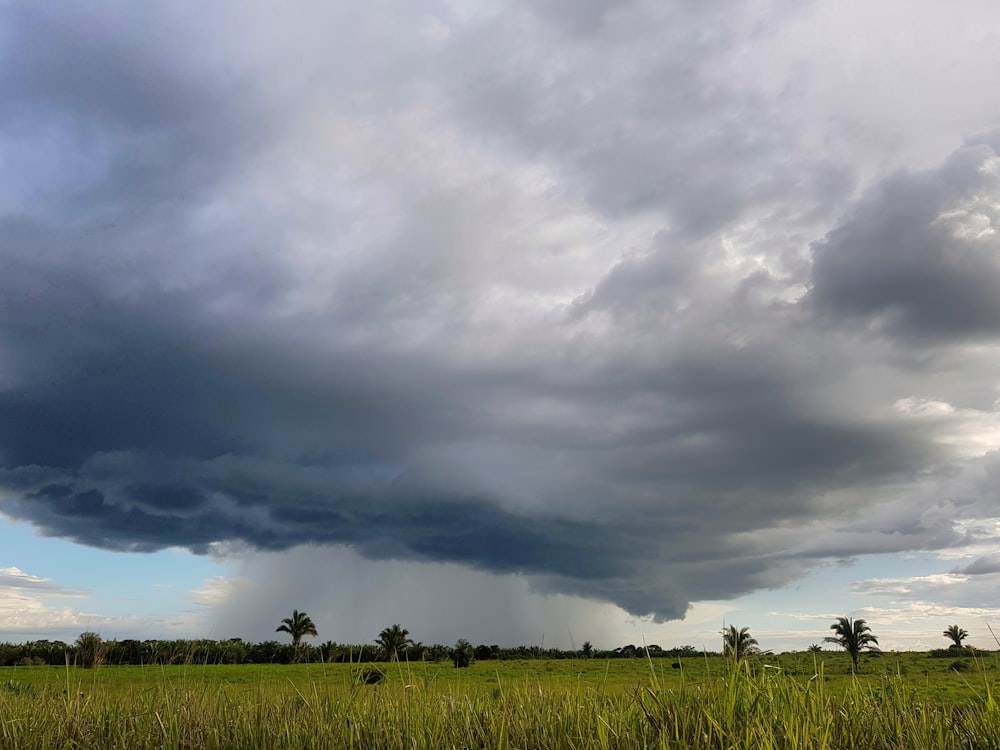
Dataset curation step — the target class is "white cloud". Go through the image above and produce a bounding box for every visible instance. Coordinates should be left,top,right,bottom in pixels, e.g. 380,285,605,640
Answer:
182,576,251,607
0,565,116,637
0,566,84,595
894,398,1000,458
0,589,89,634
851,574,968,597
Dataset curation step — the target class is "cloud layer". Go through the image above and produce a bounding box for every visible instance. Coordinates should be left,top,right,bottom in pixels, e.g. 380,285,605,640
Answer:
4,1,1000,623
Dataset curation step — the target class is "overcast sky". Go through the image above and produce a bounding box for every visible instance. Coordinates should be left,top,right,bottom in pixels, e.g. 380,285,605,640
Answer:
4,0,1000,652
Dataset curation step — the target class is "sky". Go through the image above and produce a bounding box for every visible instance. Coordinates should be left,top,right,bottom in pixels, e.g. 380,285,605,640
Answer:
3,1,1000,654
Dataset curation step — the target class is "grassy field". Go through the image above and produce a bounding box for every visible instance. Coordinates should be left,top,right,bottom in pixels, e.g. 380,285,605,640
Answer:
2,652,999,748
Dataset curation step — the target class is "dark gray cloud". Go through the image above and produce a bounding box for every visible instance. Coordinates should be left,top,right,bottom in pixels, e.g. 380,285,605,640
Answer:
4,0,1000,624
955,554,1000,576
808,139,1000,342
0,5,267,234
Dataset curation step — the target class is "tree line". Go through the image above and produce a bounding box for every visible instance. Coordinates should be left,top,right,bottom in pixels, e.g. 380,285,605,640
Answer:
0,633,699,668
0,613,978,669
723,618,977,672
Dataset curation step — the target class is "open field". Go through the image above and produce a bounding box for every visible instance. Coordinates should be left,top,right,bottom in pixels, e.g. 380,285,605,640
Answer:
3,653,1000,748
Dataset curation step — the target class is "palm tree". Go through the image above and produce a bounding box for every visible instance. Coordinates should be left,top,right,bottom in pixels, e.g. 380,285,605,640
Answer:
376,624,413,662
452,638,475,668
824,617,880,671
319,640,344,663
275,609,318,650
74,631,105,669
807,643,823,653
943,624,969,648
721,625,765,661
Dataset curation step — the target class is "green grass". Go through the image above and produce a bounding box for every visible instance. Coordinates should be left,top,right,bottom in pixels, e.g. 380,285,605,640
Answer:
2,654,1000,748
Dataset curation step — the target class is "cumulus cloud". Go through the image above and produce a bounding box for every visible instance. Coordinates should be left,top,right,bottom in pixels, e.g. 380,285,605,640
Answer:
0,565,127,638
0,590,90,637
4,0,1000,631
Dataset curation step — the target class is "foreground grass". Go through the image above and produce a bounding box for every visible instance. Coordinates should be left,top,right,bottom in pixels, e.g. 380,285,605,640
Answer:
2,655,999,748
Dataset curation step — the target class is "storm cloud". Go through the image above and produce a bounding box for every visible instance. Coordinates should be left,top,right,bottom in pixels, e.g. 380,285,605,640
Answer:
4,1,1000,623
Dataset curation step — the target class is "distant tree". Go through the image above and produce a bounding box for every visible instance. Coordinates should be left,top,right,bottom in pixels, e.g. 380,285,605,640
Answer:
376,624,413,662
75,632,105,669
474,644,501,661
581,641,594,658
216,638,248,665
452,639,475,668
275,610,318,651
722,626,765,661
615,644,640,658
824,617,880,671
406,641,428,661
426,644,451,662
807,643,823,653
319,641,344,663
943,624,969,648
